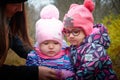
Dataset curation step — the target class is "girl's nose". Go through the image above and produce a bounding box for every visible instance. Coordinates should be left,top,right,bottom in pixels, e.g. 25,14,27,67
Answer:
69,33,74,37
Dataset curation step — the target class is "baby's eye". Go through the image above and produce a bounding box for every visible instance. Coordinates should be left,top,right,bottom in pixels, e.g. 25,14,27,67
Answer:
43,42,49,45
54,42,59,44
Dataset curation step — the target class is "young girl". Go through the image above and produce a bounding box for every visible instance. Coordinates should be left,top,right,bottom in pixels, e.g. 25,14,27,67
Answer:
62,0,117,80
26,5,74,80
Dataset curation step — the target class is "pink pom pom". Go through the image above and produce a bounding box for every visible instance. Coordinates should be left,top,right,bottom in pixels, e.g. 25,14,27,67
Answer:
40,4,59,19
84,0,95,12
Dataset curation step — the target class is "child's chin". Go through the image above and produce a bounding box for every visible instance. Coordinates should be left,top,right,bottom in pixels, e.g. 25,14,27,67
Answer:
48,54,56,57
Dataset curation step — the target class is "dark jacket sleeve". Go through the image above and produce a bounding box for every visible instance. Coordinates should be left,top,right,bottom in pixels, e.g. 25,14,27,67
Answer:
10,36,32,59
0,64,38,80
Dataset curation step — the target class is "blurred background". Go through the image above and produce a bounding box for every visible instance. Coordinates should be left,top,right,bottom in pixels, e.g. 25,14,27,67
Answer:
4,0,120,79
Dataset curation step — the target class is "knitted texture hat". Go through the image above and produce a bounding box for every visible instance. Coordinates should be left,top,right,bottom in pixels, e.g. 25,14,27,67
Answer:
36,4,63,45
63,0,95,36
0,0,27,5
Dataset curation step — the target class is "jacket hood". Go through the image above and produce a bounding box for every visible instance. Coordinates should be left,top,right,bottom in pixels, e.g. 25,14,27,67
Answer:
83,24,110,49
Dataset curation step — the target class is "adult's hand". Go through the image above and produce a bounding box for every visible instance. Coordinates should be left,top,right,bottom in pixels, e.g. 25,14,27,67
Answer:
38,66,61,80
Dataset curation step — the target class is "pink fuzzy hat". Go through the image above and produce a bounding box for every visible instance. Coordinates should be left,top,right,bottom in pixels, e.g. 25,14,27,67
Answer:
63,0,95,36
35,4,63,45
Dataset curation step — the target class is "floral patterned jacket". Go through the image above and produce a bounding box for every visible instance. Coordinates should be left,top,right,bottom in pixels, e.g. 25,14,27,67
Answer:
65,24,117,80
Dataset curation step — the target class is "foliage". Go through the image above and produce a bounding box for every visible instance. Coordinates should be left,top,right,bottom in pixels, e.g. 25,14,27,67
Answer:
4,49,26,66
101,14,120,79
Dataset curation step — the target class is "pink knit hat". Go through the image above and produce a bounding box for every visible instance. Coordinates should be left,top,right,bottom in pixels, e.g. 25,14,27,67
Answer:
35,4,63,45
63,0,95,36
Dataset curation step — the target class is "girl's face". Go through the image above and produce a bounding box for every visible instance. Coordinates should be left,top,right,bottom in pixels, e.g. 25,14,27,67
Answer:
63,27,85,46
40,40,61,57
5,3,23,18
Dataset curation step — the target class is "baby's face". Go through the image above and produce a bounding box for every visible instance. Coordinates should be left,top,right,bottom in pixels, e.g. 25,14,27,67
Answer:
62,27,85,46
40,40,61,57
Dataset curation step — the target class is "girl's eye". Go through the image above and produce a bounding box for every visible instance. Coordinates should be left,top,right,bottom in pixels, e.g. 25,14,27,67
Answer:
73,30,80,34
63,31,67,34
63,29,70,33
72,29,81,36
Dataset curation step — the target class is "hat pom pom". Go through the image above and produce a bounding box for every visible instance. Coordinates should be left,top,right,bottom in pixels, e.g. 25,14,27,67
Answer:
40,4,59,19
84,0,95,12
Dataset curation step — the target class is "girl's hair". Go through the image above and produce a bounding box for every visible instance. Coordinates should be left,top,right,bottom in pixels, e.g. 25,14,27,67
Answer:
0,3,32,65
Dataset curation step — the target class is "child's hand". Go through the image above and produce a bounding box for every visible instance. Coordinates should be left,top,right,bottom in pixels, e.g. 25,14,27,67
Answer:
62,69,75,79
55,69,63,80
56,69,74,80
